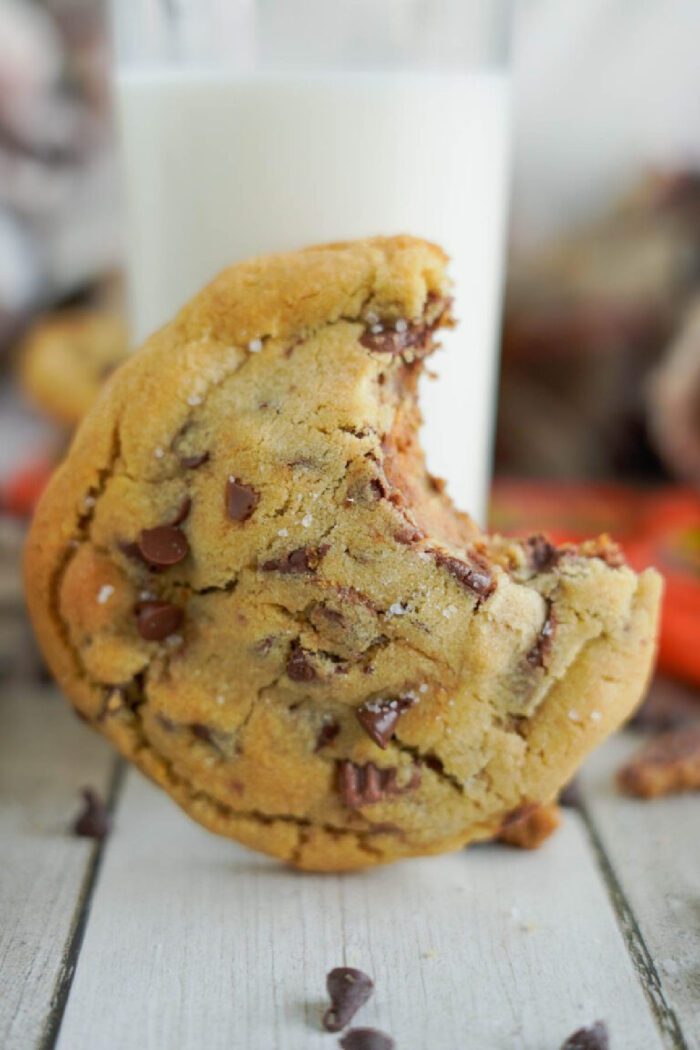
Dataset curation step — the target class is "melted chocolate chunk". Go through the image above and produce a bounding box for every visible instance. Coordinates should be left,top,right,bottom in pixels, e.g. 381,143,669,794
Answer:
526,601,557,669
180,451,209,469
286,643,317,683
225,477,259,522
262,546,328,574
339,1029,395,1050
356,698,410,749
337,761,419,809
323,968,374,1033
315,720,340,752
433,550,495,599
560,1021,609,1050
138,525,189,567
360,312,440,359
135,600,183,641
72,787,111,840
524,533,559,572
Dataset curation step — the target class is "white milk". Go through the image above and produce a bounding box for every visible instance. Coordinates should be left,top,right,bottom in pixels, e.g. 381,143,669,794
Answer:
116,70,510,521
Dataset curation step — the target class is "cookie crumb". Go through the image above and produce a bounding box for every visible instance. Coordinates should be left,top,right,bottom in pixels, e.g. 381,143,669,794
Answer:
498,802,561,849
323,967,374,1033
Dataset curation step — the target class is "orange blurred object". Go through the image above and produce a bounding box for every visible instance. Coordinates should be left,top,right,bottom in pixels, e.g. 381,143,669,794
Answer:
491,479,700,688
1,457,54,518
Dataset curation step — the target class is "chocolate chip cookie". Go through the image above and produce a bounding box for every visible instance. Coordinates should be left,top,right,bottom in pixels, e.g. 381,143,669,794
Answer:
24,236,662,870
20,309,129,427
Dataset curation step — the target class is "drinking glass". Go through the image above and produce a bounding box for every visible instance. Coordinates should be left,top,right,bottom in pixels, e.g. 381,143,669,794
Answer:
110,0,512,521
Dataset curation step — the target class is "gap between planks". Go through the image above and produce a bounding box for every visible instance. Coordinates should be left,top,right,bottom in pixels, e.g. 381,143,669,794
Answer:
40,761,126,1050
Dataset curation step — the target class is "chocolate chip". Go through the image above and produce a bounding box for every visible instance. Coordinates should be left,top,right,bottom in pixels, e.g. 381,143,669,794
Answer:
523,533,559,572
315,720,340,752
262,546,328,574
526,601,557,669
72,787,111,840
180,451,209,469
286,643,317,682
337,761,418,809
323,968,374,1033
138,525,189,567
560,1021,609,1050
225,477,259,522
135,600,183,641
433,550,495,599
169,497,191,526
339,1029,395,1050
559,778,581,808
191,723,213,743
356,699,409,749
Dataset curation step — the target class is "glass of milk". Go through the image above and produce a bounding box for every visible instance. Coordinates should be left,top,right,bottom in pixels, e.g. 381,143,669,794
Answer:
110,0,512,523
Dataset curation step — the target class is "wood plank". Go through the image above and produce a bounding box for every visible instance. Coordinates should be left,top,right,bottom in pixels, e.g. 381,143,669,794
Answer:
578,723,700,1049
0,685,117,1050
58,768,663,1050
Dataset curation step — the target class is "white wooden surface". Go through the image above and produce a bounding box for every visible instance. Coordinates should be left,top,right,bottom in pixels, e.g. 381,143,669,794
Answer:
0,687,116,1050
1,682,699,1050
579,732,700,1049
57,769,664,1050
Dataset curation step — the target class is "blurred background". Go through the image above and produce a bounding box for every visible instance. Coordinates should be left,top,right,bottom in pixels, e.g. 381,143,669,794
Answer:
0,0,698,688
